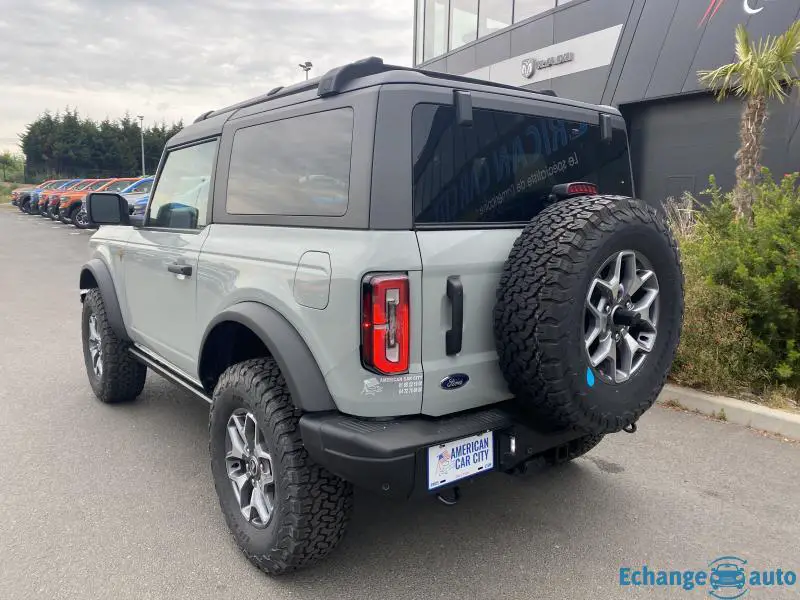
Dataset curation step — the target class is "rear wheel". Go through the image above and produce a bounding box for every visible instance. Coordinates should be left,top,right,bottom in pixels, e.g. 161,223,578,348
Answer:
209,358,353,575
494,196,684,435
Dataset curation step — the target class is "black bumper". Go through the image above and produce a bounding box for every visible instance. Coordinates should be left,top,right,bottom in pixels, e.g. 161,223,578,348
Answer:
299,403,585,498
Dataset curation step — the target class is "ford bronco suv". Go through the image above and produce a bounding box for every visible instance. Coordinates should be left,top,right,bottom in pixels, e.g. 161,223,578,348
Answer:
79,58,683,576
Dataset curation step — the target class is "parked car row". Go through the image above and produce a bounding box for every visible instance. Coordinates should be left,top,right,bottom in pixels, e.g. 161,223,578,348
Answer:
11,176,153,228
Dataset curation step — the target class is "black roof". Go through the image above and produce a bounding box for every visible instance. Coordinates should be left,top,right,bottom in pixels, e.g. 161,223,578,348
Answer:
168,57,620,147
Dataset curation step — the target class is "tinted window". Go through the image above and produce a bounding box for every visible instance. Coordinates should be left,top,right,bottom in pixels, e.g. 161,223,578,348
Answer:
87,180,108,191
412,104,632,224
226,108,353,217
147,140,217,229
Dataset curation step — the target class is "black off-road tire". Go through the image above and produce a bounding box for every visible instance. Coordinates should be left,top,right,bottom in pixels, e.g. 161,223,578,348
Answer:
81,289,146,403
494,196,684,435
209,358,353,575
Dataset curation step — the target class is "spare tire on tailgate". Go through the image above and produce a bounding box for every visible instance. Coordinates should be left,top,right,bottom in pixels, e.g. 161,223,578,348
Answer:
494,195,684,435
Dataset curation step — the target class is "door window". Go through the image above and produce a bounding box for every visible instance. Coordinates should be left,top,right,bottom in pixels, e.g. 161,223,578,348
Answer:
147,140,217,229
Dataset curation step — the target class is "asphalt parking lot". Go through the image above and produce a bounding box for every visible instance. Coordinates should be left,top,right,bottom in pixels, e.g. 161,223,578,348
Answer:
0,206,798,600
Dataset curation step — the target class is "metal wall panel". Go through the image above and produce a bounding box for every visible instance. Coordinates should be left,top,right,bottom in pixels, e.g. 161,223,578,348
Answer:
609,0,679,105
509,15,554,57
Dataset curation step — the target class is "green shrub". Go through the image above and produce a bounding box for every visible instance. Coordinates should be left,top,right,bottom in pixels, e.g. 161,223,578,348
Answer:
676,170,800,388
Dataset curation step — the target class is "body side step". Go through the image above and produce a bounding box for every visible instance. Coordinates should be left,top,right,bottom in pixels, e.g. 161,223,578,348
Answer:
129,346,212,403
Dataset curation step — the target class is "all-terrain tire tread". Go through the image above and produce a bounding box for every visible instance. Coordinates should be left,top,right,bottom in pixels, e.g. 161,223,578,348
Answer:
210,357,353,575
494,195,683,434
83,289,146,403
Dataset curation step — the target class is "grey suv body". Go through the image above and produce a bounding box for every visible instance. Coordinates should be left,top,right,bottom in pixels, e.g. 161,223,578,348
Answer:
79,58,683,575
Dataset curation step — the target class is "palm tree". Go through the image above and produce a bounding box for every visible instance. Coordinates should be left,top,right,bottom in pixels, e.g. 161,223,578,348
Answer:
698,21,800,221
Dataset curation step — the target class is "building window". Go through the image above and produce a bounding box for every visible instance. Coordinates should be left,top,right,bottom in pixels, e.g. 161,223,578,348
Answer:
424,0,450,60
513,0,554,23
415,0,425,64
479,0,512,38
450,0,478,50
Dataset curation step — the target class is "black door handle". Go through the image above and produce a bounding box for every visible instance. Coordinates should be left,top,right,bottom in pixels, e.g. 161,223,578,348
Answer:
167,262,192,277
446,276,463,356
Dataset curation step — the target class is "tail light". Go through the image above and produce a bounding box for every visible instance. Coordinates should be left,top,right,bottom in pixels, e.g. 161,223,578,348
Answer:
566,182,598,196
551,182,598,200
361,274,409,375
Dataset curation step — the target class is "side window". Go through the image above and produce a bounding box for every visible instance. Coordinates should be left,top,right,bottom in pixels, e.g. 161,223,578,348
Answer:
147,140,217,229
226,108,353,217
412,104,633,224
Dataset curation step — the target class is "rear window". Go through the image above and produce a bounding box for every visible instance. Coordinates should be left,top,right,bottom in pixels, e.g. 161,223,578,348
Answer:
226,108,353,217
412,104,633,224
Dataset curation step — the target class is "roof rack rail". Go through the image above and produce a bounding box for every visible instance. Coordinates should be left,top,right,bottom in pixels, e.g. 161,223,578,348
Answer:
317,56,387,97
317,56,561,99
193,110,215,123
200,57,562,123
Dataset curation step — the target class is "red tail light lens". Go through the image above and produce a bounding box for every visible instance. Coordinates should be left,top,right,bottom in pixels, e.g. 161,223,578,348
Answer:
361,274,410,375
566,182,598,196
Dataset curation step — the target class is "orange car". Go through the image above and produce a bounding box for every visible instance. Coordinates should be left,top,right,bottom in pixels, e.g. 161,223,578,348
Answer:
39,179,88,217
46,179,101,219
58,177,140,223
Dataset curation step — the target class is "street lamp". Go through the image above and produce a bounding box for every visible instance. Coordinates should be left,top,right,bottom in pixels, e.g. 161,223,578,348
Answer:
299,61,313,80
137,115,145,177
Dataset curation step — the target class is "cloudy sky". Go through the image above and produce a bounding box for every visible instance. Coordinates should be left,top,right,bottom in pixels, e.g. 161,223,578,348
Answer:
0,0,413,153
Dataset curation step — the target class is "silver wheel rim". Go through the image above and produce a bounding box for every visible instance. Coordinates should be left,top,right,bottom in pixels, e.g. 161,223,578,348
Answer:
87,313,103,378
584,249,660,384
225,410,275,529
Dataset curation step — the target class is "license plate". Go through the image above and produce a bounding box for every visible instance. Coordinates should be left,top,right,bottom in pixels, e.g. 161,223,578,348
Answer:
427,431,494,490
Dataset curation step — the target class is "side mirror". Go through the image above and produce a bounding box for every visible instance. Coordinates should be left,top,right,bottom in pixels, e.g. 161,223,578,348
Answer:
86,192,130,226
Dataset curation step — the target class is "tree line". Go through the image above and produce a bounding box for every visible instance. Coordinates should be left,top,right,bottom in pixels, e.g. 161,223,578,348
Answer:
19,108,184,182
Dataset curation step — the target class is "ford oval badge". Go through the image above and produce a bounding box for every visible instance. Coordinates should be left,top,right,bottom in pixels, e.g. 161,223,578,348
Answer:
440,374,470,390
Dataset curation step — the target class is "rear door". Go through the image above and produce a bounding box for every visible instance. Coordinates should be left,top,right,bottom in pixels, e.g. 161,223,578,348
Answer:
412,96,633,416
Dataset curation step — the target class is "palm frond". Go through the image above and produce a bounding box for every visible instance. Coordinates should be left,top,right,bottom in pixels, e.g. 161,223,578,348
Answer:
699,20,800,102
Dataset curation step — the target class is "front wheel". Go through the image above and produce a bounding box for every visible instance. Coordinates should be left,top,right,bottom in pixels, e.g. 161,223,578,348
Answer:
73,208,89,229
209,358,353,575
81,289,146,403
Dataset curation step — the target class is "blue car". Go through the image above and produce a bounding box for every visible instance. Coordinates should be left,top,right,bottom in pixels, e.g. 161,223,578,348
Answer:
132,194,150,217
24,179,79,214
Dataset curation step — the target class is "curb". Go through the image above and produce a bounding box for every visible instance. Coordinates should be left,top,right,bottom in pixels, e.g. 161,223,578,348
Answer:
658,384,800,441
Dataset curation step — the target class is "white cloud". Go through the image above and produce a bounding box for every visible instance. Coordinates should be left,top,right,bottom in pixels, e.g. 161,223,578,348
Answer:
0,0,413,153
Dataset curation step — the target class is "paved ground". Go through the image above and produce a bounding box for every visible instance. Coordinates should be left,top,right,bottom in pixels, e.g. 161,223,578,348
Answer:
1,206,798,600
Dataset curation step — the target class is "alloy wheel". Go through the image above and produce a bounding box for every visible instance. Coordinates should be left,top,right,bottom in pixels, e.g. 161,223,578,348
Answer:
225,410,276,529
87,313,103,378
584,249,660,383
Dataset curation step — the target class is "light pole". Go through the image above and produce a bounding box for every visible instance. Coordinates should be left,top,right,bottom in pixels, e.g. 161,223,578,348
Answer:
137,115,145,177
299,61,313,80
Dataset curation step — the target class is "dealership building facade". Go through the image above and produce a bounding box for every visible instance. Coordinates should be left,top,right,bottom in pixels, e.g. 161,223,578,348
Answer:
413,0,800,202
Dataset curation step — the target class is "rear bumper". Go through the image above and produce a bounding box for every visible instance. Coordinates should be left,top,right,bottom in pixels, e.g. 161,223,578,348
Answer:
299,403,585,498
